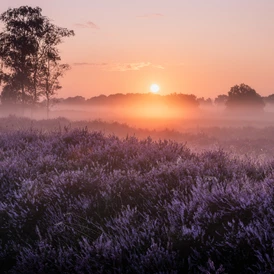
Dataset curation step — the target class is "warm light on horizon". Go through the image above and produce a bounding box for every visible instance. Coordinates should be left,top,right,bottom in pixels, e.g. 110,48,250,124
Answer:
150,84,160,93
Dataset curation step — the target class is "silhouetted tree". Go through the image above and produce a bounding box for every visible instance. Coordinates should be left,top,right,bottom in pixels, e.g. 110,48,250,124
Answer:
62,96,86,105
226,83,265,112
263,94,274,105
40,62,70,118
0,6,45,107
214,94,228,106
86,94,107,106
85,93,199,109
166,93,199,108
36,18,74,117
0,6,74,114
197,97,213,106
0,84,21,105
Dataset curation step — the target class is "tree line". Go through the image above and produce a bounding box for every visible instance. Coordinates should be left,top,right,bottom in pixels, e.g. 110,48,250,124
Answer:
59,84,273,113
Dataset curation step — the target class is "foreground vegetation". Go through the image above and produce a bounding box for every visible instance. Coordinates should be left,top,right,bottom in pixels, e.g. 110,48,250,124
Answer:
0,117,274,273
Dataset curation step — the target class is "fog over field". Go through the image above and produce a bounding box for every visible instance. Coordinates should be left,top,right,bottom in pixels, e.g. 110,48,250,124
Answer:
1,109,274,159
2,100,274,129
51,103,274,129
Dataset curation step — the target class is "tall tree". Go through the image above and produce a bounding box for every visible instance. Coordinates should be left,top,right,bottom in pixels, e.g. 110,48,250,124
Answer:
32,18,74,108
0,83,21,104
0,6,46,106
40,61,70,119
0,6,74,114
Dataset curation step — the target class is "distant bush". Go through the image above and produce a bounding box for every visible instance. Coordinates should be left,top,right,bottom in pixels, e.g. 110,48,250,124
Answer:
0,122,274,273
226,83,265,113
263,94,274,105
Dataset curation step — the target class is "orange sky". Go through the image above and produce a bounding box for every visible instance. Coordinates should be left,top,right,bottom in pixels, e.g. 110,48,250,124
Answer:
1,0,274,99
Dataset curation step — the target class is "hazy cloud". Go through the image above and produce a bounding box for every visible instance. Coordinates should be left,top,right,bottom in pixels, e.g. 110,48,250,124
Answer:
73,62,164,71
110,62,164,71
73,62,107,66
75,21,99,29
137,13,164,18
109,62,151,71
152,64,165,70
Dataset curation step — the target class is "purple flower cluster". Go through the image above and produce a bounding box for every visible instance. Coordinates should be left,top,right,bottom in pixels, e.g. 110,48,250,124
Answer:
0,117,274,273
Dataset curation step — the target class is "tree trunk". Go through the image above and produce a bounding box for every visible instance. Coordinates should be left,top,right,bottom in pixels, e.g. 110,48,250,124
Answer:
21,83,25,115
46,95,50,119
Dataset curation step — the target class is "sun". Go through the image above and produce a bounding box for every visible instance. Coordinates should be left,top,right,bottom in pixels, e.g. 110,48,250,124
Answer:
150,84,160,93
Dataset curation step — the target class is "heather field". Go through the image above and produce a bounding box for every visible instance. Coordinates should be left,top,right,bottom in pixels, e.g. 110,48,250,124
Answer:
1,116,274,273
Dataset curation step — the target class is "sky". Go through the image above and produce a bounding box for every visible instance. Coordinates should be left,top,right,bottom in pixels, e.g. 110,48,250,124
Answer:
1,0,274,99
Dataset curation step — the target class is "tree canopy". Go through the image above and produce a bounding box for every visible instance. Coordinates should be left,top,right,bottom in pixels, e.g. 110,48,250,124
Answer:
214,94,228,106
226,83,265,112
0,6,74,113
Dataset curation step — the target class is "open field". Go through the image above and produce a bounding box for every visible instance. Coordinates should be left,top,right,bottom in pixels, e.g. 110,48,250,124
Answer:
0,116,274,273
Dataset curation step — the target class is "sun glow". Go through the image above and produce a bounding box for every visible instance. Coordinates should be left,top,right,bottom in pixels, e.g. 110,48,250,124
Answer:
150,84,160,93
